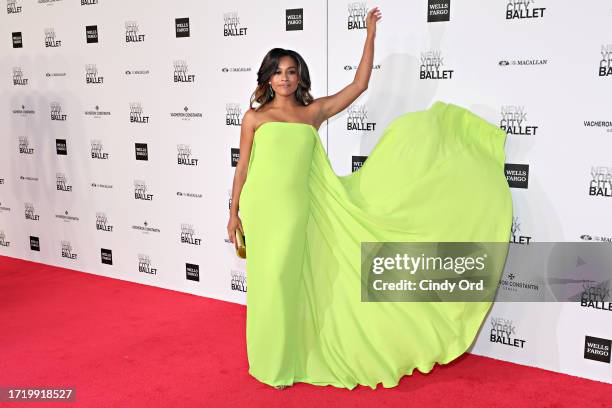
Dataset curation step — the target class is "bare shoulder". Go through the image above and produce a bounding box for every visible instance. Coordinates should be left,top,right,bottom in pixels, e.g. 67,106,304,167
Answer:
241,108,257,134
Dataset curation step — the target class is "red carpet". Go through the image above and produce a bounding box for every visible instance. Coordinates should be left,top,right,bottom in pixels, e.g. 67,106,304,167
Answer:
1,255,610,407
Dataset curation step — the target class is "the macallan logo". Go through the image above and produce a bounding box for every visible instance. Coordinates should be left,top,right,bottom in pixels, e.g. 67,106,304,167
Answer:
589,166,612,198
138,254,157,275
500,105,538,135
13,67,28,85
427,0,450,22
347,105,376,131
173,60,195,82
7,0,22,13
125,20,145,42
420,50,454,79
286,8,303,31
231,269,247,292
96,212,113,231
61,240,77,260
18,136,34,154
600,44,612,77
177,144,198,166
347,2,367,30
130,102,149,123
181,223,202,245
56,173,72,191
91,139,109,159
225,103,241,126
506,0,546,20
175,17,190,37
86,25,98,43
50,101,67,121
0,231,10,247
352,155,367,172
223,11,247,36
134,180,153,200
85,64,104,84
510,216,532,244
12,31,22,48
44,28,62,47
25,203,40,220
490,317,526,348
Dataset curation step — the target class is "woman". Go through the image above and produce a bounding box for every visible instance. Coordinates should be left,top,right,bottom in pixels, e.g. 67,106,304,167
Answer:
227,6,512,390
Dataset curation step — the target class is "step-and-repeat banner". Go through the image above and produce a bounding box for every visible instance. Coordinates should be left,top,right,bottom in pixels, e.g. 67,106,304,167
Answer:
1,0,610,384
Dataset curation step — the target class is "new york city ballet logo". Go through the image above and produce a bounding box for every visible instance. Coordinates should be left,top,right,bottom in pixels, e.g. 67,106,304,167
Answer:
225,103,241,126
18,136,34,154
347,2,367,30
44,28,62,47
231,270,247,292
589,166,612,198
510,216,532,244
490,317,527,348
61,240,78,260
125,20,145,42
0,231,10,248
13,67,28,85
91,139,109,159
50,101,67,121
138,254,157,275
129,102,149,123
7,0,22,13
56,173,72,191
420,50,454,79
95,212,113,232
173,60,195,83
500,105,539,135
600,44,612,77
180,224,202,246
223,11,247,36
177,144,198,166
346,104,376,131
85,64,104,84
134,180,153,201
25,203,40,221
505,0,546,20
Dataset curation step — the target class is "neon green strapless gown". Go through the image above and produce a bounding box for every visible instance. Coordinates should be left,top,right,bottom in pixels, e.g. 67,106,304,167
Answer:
239,100,512,389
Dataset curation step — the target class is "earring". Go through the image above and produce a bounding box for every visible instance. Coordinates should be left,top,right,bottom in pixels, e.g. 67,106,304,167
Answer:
268,84,274,98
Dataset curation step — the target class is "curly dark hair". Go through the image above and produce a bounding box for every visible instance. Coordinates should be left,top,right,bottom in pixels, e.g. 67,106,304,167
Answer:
249,48,314,110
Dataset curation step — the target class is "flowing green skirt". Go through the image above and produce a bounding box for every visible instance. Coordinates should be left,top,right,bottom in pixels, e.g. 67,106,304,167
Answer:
239,100,512,389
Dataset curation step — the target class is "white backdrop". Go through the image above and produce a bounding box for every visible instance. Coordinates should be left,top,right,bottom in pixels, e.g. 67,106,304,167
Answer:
1,0,611,384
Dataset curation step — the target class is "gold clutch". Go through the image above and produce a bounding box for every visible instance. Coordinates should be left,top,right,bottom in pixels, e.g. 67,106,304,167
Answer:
235,228,246,259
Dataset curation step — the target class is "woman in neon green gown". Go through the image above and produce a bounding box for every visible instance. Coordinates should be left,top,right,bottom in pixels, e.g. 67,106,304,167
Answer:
229,7,512,390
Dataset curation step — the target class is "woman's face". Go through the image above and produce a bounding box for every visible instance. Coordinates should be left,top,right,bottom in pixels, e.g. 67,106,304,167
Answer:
270,56,299,96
